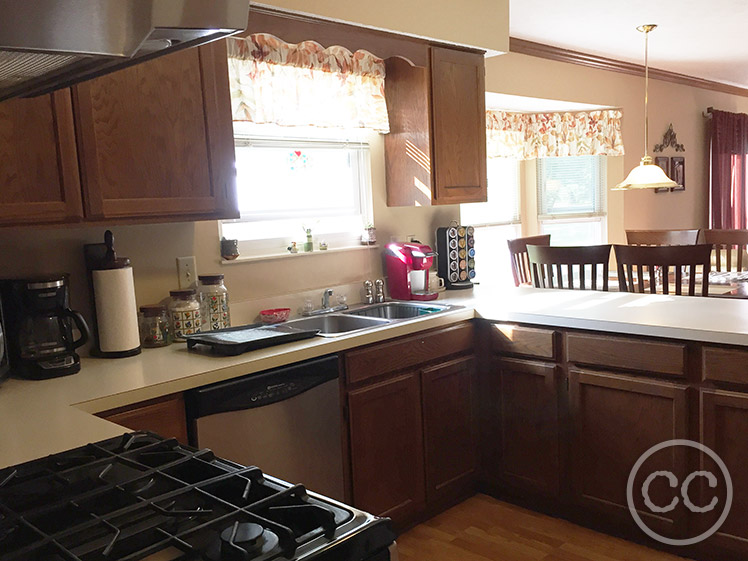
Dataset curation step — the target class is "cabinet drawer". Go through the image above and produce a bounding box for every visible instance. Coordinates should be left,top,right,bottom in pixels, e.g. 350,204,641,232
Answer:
491,323,555,360
566,333,685,377
345,322,473,385
703,346,748,385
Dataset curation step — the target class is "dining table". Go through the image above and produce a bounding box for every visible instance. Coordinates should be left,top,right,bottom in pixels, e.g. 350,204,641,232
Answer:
529,269,748,298
704,270,748,298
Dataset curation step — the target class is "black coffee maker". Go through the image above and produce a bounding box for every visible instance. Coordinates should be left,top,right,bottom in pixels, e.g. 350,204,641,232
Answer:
0,275,90,379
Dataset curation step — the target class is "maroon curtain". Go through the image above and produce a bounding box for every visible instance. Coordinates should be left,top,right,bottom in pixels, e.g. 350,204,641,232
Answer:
710,109,748,229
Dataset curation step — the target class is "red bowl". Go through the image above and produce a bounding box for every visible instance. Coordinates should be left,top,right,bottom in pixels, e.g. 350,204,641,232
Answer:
260,308,291,324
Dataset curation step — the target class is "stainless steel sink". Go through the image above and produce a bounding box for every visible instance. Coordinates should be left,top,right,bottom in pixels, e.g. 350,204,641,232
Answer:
285,301,462,337
285,314,391,337
344,301,453,320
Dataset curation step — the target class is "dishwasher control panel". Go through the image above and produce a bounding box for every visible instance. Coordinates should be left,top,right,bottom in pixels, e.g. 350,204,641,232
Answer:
251,381,299,403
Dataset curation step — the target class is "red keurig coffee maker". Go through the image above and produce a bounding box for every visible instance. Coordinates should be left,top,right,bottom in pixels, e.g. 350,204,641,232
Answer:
385,242,439,301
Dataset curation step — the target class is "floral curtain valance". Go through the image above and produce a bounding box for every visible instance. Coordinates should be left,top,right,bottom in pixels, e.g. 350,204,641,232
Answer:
486,109,625,160
227,34,390,132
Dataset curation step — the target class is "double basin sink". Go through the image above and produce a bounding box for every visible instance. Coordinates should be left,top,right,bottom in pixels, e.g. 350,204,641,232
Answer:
283,301,460,337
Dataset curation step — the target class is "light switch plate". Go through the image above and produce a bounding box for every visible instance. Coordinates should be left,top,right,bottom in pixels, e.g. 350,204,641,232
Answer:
176,256,197,289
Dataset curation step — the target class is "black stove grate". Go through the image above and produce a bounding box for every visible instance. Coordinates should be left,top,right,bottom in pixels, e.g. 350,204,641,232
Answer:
0,432,358,561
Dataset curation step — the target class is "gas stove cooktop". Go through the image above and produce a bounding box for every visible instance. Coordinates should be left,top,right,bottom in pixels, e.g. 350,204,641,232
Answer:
0,432,395,561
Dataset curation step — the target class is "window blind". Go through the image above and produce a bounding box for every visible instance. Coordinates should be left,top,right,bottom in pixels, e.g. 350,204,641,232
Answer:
537,155,606,218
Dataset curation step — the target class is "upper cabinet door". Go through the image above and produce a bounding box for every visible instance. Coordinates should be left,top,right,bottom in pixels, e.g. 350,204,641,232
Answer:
74,41,238,221
0,90,83,225
430,47,487,205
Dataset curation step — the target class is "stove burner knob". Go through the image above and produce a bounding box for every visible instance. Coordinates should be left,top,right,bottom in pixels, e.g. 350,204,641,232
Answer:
219,522,265,561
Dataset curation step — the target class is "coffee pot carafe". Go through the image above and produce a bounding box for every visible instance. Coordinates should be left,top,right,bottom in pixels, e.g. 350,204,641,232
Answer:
0,275,90,379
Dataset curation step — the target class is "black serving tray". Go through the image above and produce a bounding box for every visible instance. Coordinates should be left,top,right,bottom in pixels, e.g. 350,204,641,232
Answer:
185,323,319,356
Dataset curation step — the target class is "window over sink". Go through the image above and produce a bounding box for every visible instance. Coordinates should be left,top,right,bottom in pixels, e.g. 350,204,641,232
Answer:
220,34,389,260
222,124,374,257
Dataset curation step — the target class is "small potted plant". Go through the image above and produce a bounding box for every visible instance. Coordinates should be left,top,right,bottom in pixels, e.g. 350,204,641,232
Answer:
362,223,376,245
302,226,314,252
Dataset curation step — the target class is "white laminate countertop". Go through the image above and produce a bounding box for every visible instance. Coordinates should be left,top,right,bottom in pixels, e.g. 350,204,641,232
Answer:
3,285,748,469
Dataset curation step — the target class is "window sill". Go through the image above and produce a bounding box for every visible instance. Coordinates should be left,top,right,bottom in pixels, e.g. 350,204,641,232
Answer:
221,244,380,265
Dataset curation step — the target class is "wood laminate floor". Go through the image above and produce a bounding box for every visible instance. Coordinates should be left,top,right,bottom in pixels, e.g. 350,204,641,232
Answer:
396,494,692,561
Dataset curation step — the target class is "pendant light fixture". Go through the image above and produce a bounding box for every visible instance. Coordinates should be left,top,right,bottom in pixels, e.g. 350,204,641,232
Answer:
613,24,678,190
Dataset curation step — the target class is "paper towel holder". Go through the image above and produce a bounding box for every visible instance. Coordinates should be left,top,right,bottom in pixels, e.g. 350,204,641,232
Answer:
84,230,142,358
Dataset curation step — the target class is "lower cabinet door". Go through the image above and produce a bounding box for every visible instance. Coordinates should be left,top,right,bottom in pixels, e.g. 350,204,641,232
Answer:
569,369,688,539
492,358,561,498
348,372,425,528
421,356,476,505
97,394,188,444
699,389,748,558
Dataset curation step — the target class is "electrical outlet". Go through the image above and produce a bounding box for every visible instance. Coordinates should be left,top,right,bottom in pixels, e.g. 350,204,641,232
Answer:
176,256,197,289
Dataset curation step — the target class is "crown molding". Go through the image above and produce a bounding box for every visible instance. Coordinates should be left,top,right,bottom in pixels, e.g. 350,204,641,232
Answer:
509,37,748,98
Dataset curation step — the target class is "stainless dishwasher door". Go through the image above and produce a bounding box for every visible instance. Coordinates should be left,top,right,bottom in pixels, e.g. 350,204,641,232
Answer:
188,355,345,502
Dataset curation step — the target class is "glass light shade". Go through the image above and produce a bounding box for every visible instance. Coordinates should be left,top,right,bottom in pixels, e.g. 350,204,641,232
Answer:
613,157,678,190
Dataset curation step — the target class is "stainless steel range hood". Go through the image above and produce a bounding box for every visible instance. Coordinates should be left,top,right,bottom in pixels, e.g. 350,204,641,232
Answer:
0,0,249,102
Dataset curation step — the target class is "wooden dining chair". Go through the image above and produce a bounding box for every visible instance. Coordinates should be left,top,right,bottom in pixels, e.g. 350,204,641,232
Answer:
507,234,551,286
526,244,612,291
703,229,748,271
613,244,712,296
625,229,700,246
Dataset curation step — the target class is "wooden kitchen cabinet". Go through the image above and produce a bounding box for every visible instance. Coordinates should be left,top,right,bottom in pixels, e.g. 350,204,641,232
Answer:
73,41,237,221
384,46,486,206
344,322,475,528
347,372,426,528
0,90,83,225
97,393,189,445
699,389,748,558
490,357,561,498
568,369,689,538
0,42,237,227
429,47,487,205
421,356,477,505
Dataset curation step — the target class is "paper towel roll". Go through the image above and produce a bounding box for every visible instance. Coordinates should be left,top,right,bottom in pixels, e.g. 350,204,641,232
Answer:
92,267,140,353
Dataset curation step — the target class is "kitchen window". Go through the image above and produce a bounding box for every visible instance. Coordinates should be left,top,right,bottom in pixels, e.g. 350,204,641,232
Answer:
460,158,522,285
221,124,374,257
537,155,607,245
221,34,388,259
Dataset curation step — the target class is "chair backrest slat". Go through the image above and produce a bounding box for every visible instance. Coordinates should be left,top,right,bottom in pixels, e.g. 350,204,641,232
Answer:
507,234,552,286
526,245,612,291
703,229,748,272
614,244,712,297
626,229,700,246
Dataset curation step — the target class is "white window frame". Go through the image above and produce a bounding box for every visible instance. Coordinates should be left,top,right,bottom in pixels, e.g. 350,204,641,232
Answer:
460,158,521,228
539,215,608,244
536,155,607,244
221,128,374,259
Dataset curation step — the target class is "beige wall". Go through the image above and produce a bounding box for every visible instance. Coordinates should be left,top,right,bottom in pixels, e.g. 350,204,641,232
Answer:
484,52,748,239
253,0,509,53
0,134,458,327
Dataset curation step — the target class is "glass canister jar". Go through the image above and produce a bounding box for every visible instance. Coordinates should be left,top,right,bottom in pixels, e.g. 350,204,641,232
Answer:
168,289,201,341
138,304,171,348
197,274,230,331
